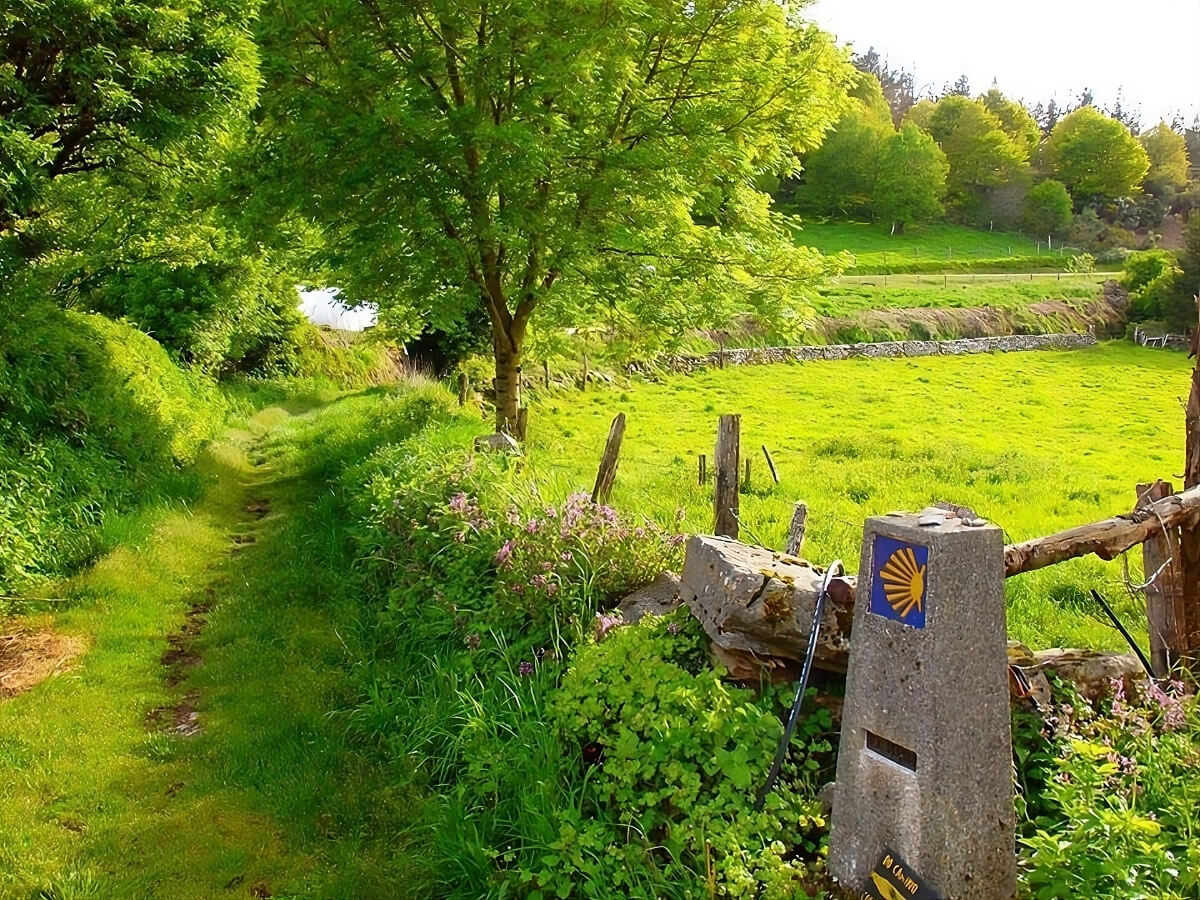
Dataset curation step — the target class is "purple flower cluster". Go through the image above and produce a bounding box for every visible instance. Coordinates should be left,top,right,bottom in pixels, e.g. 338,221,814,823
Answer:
439,488,687,620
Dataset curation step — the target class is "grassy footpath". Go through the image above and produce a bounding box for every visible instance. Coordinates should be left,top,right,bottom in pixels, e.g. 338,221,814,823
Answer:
0,392,417,900
525,342,1191,650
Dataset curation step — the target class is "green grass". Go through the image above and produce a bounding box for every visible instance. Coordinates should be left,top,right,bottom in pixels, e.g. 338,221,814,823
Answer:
0,389,438,899
789,220,1082,273
525,342,1190,650
813,279,1101,316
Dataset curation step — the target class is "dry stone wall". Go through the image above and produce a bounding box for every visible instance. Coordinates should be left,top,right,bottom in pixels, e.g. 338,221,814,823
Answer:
635,331,1098,375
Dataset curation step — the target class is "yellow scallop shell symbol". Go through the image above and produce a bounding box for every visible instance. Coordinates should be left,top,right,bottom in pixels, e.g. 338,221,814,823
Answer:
880,547,926,619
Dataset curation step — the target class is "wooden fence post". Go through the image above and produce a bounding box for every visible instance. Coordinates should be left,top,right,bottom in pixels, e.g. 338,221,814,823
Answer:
581,354,588,391
1137,481,1182,676
762,445,779,484
1181,297,1200,672
591,413,627,504
543,359,550,388
698,454,707,486
785,502,808,556
458,372,468,406
713,415,740,538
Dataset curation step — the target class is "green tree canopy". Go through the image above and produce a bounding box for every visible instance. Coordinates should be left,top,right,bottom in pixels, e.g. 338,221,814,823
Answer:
981,88,1041,159
874,123,948,232
1140,122,1190,193
905,98,937,132
260,0,853,433
0,0,260,244
1023,180,1073,238
803,73,893,215
922,95,1029,221
1046,107,1150,202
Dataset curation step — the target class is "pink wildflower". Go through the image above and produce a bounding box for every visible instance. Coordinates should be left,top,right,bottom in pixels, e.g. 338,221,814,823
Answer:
494,539,516,567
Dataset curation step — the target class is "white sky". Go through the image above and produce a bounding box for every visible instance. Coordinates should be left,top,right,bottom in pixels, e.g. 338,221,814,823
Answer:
807,0,1200,126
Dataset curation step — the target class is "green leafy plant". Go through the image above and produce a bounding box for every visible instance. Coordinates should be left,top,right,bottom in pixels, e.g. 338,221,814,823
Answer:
540,613,833,898
1018,679,1200,899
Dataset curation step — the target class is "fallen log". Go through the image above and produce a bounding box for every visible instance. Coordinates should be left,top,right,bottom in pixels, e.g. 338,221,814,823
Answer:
680,535,856,672
1004,484,1200,577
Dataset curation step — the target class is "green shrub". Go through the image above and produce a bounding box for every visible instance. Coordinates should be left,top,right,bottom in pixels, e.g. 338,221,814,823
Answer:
335,392,844,897
1018,679,1200,899
1121,250,1183,321
0,304,222,590
1065,253,1096,274
540,615,832,898
1024,180,1073,238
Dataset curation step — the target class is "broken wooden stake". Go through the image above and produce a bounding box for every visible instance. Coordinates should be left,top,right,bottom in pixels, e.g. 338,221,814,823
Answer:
762,445,779,484
713,415,740,538
698,454,707,486
591,413,627,504
786,502,809,556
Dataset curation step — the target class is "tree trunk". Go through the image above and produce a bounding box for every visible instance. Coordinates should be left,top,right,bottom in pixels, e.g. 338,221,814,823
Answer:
492,332,522,437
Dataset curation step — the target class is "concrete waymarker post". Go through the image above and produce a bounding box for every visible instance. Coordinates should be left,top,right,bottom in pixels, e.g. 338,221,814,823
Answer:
830,511,1015,900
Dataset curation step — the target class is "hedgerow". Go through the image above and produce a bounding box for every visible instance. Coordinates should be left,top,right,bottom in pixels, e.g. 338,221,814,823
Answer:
0,304,222,592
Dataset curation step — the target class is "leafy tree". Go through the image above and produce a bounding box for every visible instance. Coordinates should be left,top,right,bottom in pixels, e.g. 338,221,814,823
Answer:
802,74,893,215
982,89,1041,159
0,0,260,245
259,0,853,433
874,123,948,232
1186,117,1200,174
905,99,938,131
1140,122,1190,194
922,96,1028,221
1107,90,1141,135
1031,99,1061,136
853,47,916,126
1046,107,1149,203
945,75,971,97
1024,180,1073,238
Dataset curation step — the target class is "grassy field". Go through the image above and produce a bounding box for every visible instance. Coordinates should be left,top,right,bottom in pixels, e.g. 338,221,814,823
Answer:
813,279,1101,316
789,220,1081,273
525,342,1190,650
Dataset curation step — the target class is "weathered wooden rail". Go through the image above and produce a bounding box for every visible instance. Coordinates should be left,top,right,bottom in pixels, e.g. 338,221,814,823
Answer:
1003,484,1200,577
